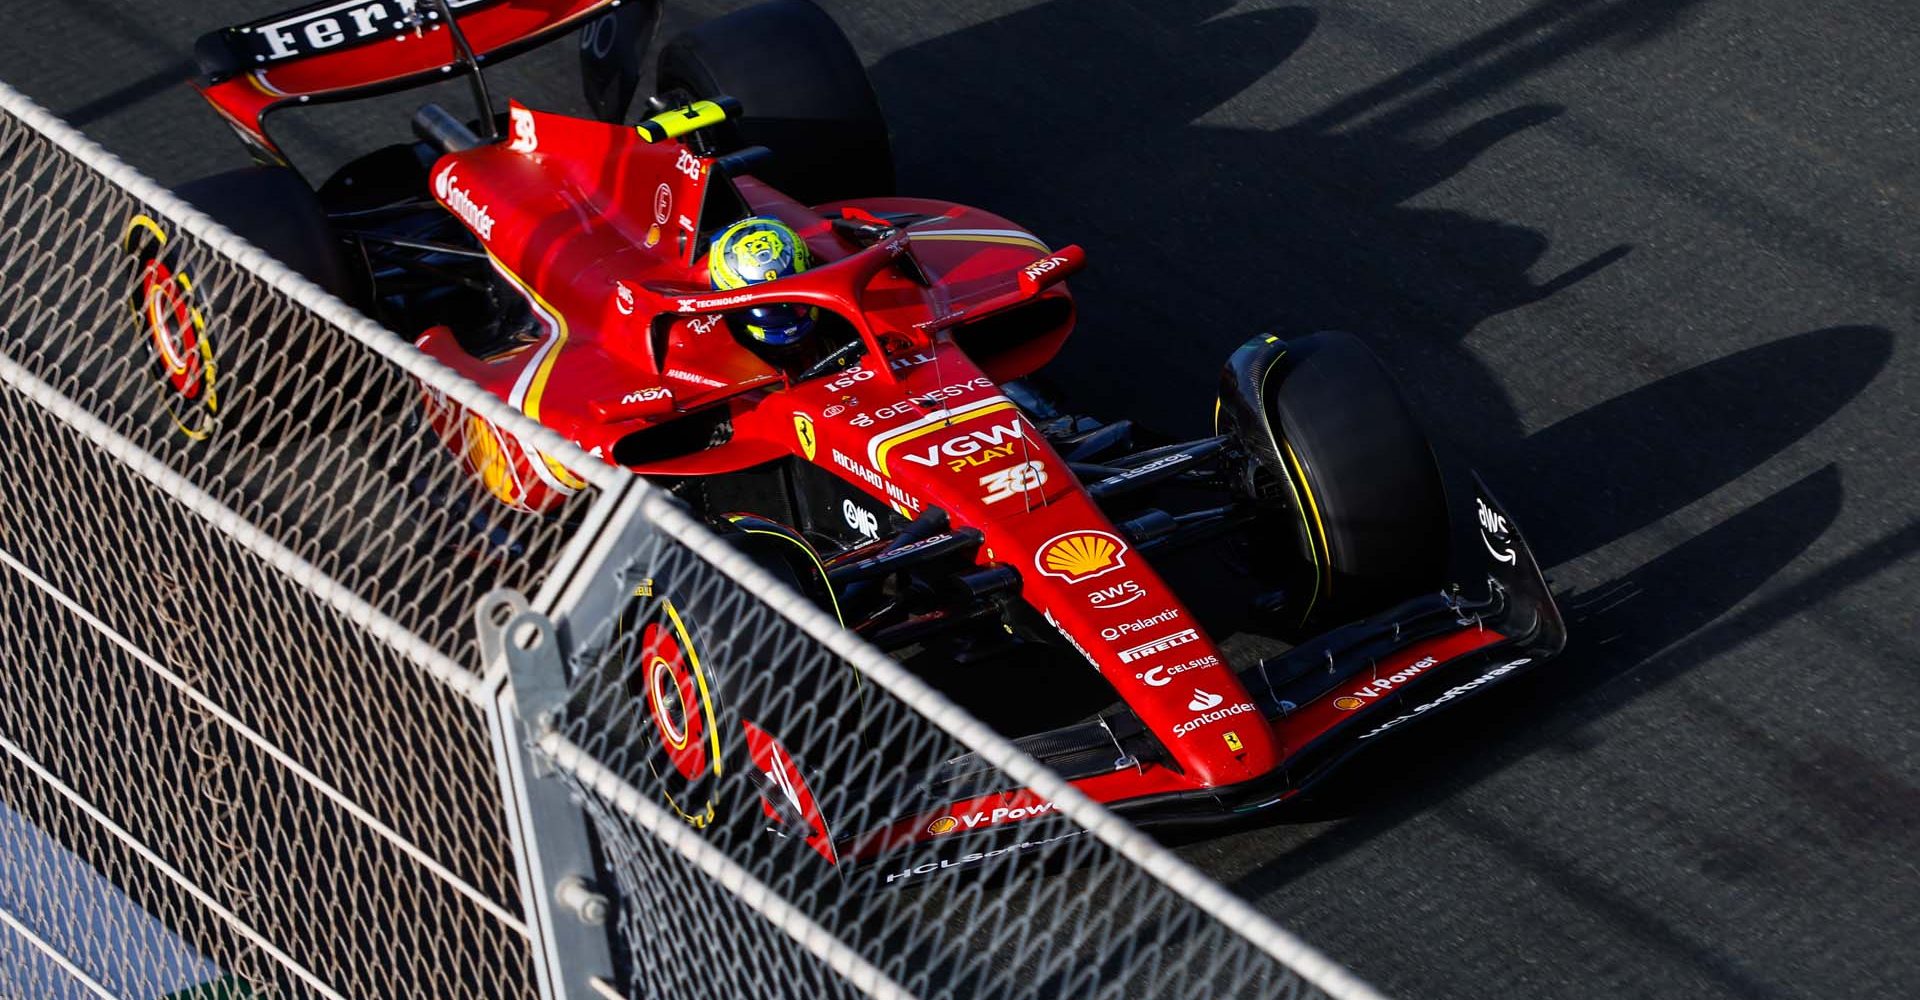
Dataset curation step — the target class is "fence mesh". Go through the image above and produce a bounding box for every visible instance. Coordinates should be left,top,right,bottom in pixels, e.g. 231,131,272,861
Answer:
534,496,1339,1000
0,87,613,997
0,70,1379,1000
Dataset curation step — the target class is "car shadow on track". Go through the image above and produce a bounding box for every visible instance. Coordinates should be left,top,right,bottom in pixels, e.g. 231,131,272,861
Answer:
870,0,1705,432
1211,463,1920,997
870,0,1903,938
871,0,1815,578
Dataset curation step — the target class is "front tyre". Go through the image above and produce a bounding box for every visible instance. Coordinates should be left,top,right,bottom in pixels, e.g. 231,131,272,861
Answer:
1220,331,1448,623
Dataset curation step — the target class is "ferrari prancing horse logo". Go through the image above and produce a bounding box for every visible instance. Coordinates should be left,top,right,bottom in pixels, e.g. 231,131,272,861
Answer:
793,412,817,461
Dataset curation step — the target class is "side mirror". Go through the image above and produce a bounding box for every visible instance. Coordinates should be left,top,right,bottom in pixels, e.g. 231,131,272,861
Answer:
579,1,663,124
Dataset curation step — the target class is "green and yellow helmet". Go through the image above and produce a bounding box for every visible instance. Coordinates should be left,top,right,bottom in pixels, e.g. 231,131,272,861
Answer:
708,217,816,345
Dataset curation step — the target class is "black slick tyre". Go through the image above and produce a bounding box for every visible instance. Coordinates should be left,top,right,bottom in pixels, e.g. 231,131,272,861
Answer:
604,523,856,867
121,166,352,442
658,0,893,204
1225,331,1448,622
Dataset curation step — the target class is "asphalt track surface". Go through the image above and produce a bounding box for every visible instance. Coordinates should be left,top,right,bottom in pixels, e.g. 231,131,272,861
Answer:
5,2,1917,998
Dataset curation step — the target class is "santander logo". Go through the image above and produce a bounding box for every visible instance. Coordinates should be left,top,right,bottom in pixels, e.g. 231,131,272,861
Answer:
435,166,497,241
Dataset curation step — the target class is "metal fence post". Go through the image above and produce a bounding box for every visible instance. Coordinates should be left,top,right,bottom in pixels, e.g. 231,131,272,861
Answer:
482,589,619,1000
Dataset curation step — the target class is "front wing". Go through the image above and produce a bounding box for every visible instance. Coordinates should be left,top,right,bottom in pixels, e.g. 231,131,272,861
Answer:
839,473,1565,885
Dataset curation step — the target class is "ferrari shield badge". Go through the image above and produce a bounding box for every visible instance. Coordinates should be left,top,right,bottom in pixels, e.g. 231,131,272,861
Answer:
793,412,817,460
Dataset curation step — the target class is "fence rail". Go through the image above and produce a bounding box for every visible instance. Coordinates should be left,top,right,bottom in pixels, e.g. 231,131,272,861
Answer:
0,77,1383,1000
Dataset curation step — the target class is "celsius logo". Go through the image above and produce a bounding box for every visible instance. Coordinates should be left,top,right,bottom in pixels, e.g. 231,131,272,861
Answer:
435,168,496,240
1088,580,1145,609
1137,655,1219,687
1187,688,1223,711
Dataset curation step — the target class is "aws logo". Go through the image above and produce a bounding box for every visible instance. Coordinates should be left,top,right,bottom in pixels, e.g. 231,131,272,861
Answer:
1087,580,1145,609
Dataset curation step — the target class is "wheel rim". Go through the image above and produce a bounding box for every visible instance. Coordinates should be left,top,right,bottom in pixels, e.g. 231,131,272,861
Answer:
140,260,208,399
641,621,709,783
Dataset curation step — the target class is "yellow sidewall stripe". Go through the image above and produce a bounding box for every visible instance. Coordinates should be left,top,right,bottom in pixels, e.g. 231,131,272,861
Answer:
1281,438,1332,602
663,600,723,779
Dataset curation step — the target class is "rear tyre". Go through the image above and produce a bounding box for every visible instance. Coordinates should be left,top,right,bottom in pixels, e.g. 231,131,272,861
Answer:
607,524,856,866
1224,331,1448,622
658,0,893,204
122,167,353,441
175,167,354,299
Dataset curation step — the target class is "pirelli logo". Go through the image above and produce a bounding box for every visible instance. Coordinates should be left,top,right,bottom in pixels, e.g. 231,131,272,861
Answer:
1117,629,1200,664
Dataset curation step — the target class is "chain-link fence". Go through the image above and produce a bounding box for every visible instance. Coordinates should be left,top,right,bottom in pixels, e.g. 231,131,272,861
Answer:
0,79,630,998
508,486,1377,1000
0,77,1383,1000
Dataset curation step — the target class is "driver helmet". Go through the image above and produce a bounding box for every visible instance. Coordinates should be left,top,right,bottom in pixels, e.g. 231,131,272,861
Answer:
708,217,816,345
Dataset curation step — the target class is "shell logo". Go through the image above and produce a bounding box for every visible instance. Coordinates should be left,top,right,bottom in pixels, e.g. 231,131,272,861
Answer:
1333,696,1365,711
462,413,524,508
927,816,958,836
1034,531,1128,584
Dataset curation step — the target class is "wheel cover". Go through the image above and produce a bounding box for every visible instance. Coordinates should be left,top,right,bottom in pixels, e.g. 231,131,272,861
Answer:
630,599,724,829
641,620,708,782
137,257,218,438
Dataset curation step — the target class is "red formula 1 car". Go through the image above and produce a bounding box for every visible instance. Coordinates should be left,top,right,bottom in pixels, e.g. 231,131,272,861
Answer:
150,0,1563,885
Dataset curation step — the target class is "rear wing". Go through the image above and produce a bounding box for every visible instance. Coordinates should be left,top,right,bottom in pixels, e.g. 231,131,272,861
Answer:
192,0,623,160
